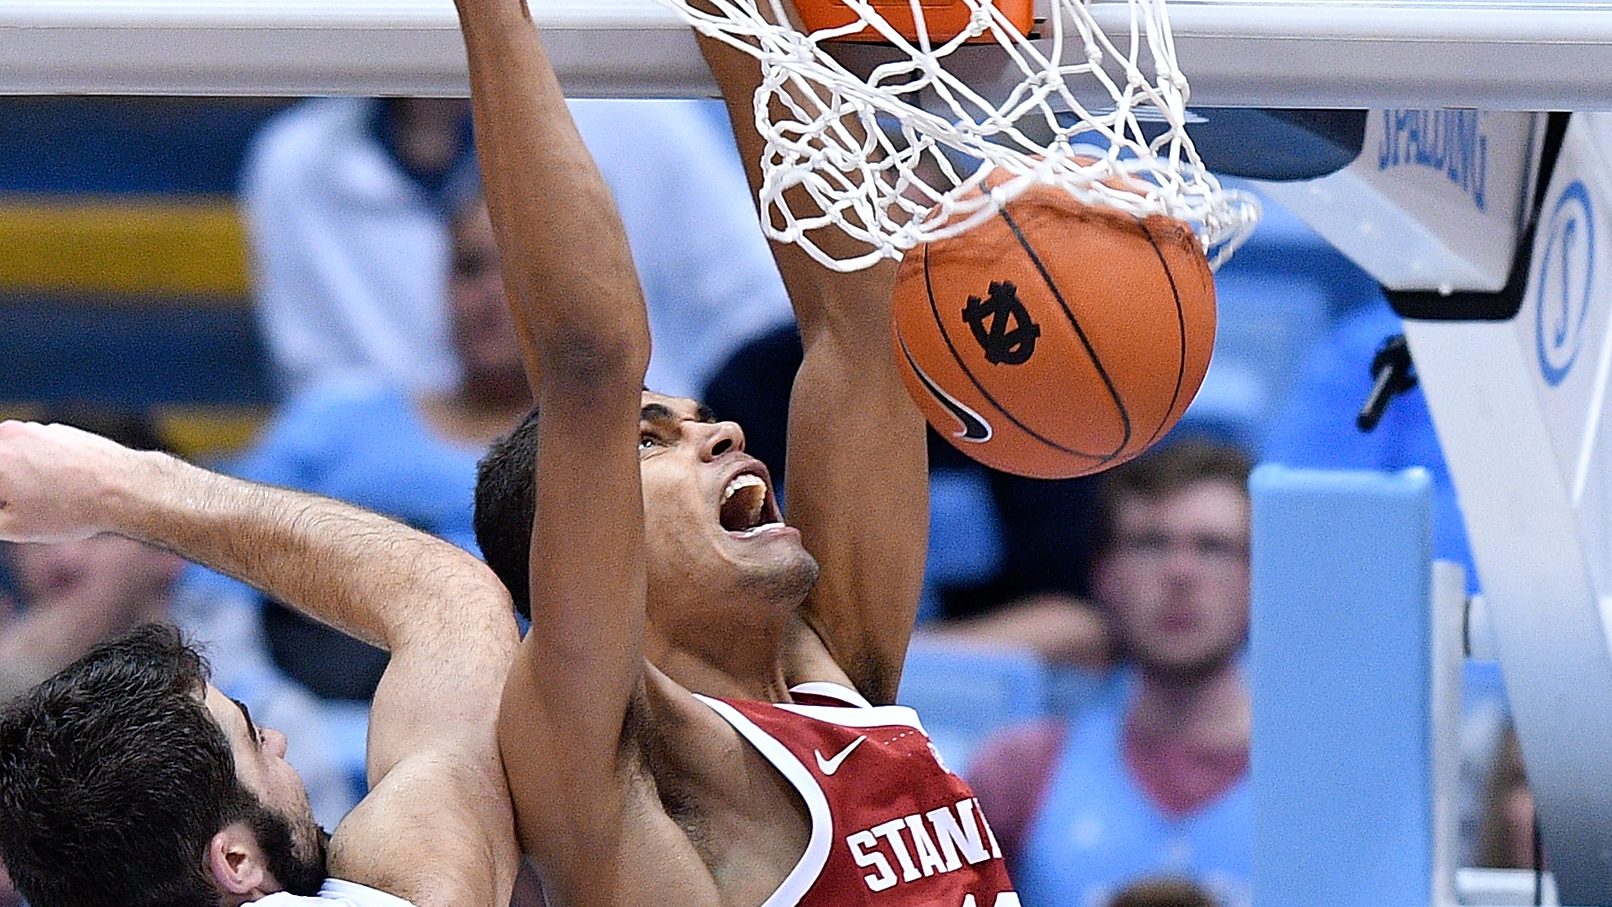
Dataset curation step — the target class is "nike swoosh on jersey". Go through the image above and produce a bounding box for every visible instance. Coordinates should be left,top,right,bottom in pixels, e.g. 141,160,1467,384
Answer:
814,735,868,775
898,335,993,443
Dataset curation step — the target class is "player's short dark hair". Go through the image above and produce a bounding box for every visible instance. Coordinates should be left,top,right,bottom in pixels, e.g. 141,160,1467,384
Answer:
475,406,540,618
0,624,254,907
1092,438,1253,556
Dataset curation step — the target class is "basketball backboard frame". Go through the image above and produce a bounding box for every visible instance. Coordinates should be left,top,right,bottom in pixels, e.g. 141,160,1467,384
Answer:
1,0,1611,109
1390,112,1612,906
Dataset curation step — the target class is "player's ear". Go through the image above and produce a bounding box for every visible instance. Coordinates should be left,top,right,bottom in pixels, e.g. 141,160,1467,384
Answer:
206,821,271,897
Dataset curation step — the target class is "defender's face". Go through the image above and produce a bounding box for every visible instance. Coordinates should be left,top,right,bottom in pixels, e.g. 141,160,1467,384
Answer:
201,684,325,877
1096,479,1250,678
636,392,817,611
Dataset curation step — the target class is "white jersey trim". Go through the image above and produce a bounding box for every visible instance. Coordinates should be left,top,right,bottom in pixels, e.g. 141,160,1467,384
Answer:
787,680,873,708
694,695,834,907
784,681,927,734
775,700,927,734
257,878,416,906
320,879,416,906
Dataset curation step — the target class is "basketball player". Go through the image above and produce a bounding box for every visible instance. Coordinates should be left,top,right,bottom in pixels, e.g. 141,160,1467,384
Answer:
0,420,520,906
455,0,1018,902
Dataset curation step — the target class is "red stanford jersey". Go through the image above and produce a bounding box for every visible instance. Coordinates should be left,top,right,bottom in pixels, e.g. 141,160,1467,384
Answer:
696,681,1019,907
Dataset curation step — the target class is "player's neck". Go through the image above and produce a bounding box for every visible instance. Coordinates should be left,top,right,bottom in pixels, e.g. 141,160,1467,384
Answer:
655,647,792,701
649,616,793,701
1130,661,1250,747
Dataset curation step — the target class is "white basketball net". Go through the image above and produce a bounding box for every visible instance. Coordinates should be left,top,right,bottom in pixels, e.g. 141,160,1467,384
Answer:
660,0,1261,271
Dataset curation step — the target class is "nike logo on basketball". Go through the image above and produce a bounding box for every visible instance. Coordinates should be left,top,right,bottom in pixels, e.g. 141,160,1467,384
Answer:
898,335,993,443
815,735,867,775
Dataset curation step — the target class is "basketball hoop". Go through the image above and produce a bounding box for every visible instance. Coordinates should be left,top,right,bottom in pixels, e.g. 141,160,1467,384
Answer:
663,0,1261,271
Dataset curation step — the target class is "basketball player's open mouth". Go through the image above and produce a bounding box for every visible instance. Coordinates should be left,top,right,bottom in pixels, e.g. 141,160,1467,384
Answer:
720,473,782,536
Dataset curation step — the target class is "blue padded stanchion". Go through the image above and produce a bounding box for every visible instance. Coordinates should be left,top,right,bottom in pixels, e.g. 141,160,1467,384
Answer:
898,639,1051,772
1251,465,1435,907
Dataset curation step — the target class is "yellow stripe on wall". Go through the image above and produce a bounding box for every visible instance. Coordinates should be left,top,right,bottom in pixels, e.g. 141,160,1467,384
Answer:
0,197,249,299
155,405,271,461
0,402,269,462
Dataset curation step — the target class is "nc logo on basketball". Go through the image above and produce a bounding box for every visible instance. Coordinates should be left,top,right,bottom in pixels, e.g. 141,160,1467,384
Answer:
962,282,1040,365
1535,180,1596,387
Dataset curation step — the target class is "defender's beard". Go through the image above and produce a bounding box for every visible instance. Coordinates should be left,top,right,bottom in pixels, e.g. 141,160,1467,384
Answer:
246,797,331,896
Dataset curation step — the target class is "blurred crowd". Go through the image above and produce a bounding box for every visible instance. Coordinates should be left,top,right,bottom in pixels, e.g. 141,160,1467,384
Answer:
0,95,1534,907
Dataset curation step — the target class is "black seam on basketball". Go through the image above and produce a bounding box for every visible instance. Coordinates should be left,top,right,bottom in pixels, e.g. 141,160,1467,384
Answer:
921,241,1103,463
1138,221,1191,449
899,331,993,442
997,204,1130,462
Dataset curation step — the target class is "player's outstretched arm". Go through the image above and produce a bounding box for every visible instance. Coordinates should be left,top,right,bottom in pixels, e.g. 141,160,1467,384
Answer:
0,420,520,906
697,35,929,705
453,0,688,893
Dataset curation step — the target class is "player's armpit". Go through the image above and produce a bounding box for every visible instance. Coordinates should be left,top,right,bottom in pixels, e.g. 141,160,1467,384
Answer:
494,669,726,906
303,508,520,905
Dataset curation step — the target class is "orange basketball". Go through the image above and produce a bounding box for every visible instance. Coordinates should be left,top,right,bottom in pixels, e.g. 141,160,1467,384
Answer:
793,0,1032,43
891,184,1216,479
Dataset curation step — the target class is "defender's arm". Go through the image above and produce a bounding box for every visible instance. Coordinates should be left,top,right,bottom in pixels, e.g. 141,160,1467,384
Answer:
0,420,519,906
697,37,930,704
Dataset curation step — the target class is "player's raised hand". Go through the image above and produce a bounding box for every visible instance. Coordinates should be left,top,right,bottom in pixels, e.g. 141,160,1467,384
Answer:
0,420,160,545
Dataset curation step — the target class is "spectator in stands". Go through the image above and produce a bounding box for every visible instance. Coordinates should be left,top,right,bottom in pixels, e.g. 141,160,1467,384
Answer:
1475,723,1539,870
242,96,478,396
198,189,531,792
1110,877,1220,907
0,526,178,700
0,408,356,828
570,99,794,399
244,96,789,402
234,187,525,559
0,411,179,701
968,440,1254,907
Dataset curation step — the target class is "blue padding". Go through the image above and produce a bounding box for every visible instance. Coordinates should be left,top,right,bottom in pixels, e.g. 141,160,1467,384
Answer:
0,294,274,407
1250,465,1434,907
899,640,1050,772
0,98,287,195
